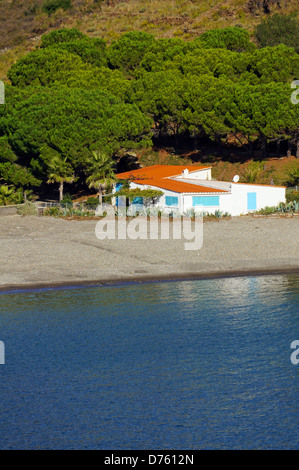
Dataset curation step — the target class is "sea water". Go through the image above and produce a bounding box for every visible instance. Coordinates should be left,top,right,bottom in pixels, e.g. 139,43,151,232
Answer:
0,274,299,449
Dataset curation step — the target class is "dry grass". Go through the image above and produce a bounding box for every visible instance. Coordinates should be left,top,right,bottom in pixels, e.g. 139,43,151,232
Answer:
0,0,297,79
211,156,299,185
0,0,297,46
72,0,298,41
0,45,34,82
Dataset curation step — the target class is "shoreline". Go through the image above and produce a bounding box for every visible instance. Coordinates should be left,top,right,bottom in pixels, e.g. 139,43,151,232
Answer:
1,214,298,293
1,266,299,293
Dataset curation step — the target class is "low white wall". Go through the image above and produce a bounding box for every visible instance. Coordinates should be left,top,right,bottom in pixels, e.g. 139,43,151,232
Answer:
129,181,286,216
177,169,212,181
230,183,285,216
179,185,286,216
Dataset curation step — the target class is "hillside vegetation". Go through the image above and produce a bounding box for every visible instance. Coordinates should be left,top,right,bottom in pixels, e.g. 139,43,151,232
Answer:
0,0,298,78
0,1,298,204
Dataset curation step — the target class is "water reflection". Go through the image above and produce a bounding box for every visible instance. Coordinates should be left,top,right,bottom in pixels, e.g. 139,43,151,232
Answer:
0,274,298,449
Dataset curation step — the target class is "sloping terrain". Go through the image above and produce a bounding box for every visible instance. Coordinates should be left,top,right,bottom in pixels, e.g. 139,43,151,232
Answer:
1,0,297,82
1,0,298,49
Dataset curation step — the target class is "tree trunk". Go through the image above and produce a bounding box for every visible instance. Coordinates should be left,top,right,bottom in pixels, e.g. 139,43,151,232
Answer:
98,188,103,205
276,140,280,157
296,140,299,159
193,134,198,150
216,134,222,155
249,141,254,159
59,181,63,202
261,136,267,158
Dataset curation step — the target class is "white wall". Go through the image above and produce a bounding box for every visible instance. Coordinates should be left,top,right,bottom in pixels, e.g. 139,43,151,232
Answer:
182,184,285,216
129,181,286,216
219,194,233,214
130,182,182,213
230,183,285,216
176,168,212,181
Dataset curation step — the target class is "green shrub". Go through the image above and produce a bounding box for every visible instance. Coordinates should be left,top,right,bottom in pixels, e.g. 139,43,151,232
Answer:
44,206,62,216
116,188,163,202
284,167,299,187
286,191,299,203
197,27,255,52
43,0,72,16
256,206,277,215
40,28,85,48
85,196,99,208
254,13,299,53
85,196,99,206
0,184,25,205
203,210,231,218
60,193,73,208
256,201,299,214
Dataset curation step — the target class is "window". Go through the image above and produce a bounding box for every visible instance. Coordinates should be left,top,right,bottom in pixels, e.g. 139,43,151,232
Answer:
132,197,143,204
115,182,123,192
247,192,257,211
193,196,220,207
165,196,179,207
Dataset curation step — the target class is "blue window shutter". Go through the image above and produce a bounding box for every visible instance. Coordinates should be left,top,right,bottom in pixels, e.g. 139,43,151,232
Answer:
115,183,123,206
115,183,123,192
132,197,143,204
193,196,201,206
193,196,219,206
247,192,257,210
165,196,178,207
116,197,126,207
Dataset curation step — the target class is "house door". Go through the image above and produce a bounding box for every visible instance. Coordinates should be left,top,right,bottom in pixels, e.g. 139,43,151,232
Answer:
247,192,257,211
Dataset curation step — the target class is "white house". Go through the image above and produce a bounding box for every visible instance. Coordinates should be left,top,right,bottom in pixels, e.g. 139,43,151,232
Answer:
115,165,286,216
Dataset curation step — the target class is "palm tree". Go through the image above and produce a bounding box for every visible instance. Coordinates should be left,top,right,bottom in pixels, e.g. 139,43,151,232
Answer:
286,166,299,186
0,184,15,205
85,150,116,205
46,155,76,202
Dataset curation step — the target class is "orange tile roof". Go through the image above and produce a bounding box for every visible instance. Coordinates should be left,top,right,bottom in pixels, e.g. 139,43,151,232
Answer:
233,182,286,188
137,178,226,194
116,164,211,181
116,165,227,194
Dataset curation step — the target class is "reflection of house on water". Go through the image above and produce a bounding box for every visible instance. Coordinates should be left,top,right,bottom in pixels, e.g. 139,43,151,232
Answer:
159,275,295,330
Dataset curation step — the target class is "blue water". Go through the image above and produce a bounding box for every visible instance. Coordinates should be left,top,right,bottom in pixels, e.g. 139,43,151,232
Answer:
0,274,299,450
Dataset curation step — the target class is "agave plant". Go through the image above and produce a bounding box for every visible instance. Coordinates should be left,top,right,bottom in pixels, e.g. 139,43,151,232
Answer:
241,162,264,184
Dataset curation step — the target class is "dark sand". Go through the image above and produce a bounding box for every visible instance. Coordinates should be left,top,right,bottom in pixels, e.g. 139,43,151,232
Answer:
0,214,298,290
